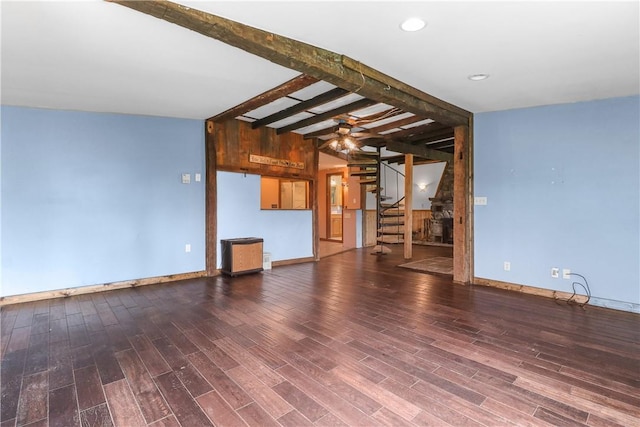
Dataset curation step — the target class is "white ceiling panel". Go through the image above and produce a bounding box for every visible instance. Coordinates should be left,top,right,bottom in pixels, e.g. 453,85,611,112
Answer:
1,1,638,119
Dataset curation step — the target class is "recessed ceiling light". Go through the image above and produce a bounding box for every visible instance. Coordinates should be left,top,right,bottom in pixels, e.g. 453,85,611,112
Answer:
468,74,490,81
400,17,426,32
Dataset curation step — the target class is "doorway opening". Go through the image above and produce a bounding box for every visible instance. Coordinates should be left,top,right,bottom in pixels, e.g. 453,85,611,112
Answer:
326,172,344,242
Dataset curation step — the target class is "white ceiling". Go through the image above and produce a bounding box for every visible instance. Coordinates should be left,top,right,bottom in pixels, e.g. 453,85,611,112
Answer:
2,1,638,120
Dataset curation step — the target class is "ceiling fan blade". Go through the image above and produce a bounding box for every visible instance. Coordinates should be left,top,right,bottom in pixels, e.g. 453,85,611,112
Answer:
351,132,382,138
317,139,335,149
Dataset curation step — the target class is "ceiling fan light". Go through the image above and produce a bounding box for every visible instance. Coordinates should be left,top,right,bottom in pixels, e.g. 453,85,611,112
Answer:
400,17,426,32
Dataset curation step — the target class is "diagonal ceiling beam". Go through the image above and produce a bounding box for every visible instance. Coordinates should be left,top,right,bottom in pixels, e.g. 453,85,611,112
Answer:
207,74,318,122
108,0,471,127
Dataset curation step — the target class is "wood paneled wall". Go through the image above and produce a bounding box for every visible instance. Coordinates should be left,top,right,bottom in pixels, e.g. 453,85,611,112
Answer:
210,119,317,180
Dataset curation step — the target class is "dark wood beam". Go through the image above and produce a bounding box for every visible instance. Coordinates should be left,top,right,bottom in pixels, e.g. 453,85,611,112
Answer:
364,115,428,134
276,98,377,135
386,140,453,162
383,123,447,141
403,128,454,144
208,74,318,122
427,139,455,150
341,56,471,123
303,126,338,140
109,0,471,127
251,87,349,129
352,107,402,124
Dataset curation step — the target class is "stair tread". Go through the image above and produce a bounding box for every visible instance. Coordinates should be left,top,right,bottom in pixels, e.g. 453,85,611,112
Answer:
350,171,377,176
358,178,377,184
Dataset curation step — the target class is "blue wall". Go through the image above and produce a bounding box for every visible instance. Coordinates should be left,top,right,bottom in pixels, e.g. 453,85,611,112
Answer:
216,171,313,267
1,106,205,296
474,96,640,311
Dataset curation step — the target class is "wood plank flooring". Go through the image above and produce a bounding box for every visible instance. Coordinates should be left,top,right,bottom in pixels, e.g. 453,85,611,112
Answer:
1,245,639,426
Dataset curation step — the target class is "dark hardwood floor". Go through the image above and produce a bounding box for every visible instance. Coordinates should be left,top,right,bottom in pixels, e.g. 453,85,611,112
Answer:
1,245,639,426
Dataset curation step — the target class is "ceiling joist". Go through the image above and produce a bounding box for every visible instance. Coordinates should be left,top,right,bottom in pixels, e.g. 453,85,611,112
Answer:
109,0,471,128
275,98,377,135
251,87,349,129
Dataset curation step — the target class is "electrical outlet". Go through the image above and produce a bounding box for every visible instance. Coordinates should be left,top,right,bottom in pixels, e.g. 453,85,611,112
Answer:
181,173,191,184
563,269,571,279
551,267,559,278
503,261,511,271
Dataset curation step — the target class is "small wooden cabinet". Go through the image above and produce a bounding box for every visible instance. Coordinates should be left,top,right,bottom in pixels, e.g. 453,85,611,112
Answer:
221,238,264,276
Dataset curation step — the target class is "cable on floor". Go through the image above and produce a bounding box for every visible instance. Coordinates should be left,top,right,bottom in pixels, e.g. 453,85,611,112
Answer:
555,272,591,310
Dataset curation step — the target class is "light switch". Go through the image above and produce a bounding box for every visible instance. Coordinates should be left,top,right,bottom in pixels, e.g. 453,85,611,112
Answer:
195,173,201,182
181,173,191,184
474,196,487,205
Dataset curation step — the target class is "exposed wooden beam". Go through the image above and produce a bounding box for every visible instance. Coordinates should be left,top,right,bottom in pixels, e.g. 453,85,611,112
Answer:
303,126,337,140
208,74,318,122
404,128,455,144
427,139,455,150
341,56,471,122
383,123,442,141
109,0,471,127
251,87,349,129
386,140,453,162
352,107,402,124
276,98,377,134
453,125,472,284
364,115,428,134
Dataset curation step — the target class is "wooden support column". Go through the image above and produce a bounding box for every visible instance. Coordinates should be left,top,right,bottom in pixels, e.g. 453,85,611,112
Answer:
453,124,473,284
205,120,218,276
404,154,413,260
312,148,320,261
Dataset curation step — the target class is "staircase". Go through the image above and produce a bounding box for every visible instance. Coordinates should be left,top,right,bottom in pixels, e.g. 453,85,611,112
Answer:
348,149,405,254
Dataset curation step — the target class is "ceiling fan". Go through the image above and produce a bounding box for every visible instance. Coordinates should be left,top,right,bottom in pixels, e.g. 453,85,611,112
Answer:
317,118,381,151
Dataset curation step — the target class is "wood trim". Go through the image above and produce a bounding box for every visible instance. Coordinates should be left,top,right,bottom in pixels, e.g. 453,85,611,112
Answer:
453,125,472,284
109,0,470,127
205,120,218,275
403,154,413,259
272,257,315,267
0,271,209,307
473,277,589,304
